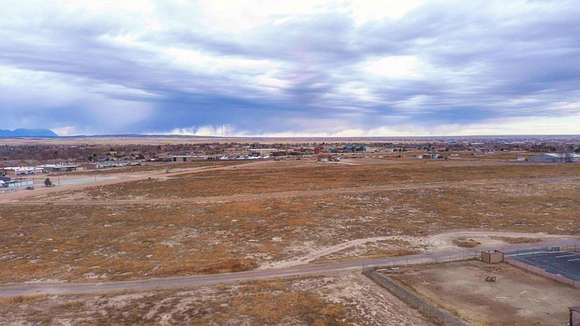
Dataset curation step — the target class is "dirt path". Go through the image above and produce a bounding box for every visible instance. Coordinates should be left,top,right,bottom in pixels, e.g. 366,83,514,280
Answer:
260,231,575,269
0,161,270,203
5,176,580,206
0,233,576,298
259,236,407,269
425,230,569,250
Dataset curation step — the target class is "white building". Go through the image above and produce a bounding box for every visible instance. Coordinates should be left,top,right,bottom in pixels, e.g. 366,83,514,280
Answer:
2,166,44,176
171,155,207,162
39,164,79,173
528,153,580,163
249,148,279,157
3,179,33,189
417,153,444,160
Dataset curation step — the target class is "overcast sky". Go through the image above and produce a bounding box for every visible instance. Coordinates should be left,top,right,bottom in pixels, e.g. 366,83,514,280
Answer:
1,0,579,136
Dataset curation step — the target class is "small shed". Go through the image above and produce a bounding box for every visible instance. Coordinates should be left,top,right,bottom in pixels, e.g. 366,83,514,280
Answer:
481,250,504,264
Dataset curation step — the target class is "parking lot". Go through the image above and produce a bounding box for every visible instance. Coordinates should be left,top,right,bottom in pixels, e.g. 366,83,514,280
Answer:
511,251,580,281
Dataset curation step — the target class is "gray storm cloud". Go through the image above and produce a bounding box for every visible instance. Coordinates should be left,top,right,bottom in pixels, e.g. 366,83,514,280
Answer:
0,0,579,135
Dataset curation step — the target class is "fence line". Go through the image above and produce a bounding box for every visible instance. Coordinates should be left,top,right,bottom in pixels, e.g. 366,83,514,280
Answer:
363,240,580,324
504,257,580,289
363,268,468,326
362,239,580,271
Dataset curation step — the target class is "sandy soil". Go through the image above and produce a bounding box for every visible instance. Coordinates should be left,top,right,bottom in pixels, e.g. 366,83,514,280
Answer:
0,272,432,326
392,261,580,326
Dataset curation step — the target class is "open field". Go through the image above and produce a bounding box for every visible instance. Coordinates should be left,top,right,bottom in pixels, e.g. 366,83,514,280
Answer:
0,160,257,203
0,272,431,325
391,260,580,325
50,160,580,200
0,155,579,324
1,159,578,283
55,160,244,177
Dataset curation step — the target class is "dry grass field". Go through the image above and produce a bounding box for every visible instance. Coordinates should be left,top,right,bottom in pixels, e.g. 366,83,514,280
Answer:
1,159,578,283
58,160,243,177
0,273,430,325
67,160,580,200
391,261,580,325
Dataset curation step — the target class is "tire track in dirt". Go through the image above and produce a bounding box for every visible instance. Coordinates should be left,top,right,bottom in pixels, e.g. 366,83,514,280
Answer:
259,231,575,269
0,161,269,204
5,176,580,206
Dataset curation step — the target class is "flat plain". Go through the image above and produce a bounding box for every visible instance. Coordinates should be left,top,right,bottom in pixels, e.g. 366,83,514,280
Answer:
1,156,578,325
1,158,579,283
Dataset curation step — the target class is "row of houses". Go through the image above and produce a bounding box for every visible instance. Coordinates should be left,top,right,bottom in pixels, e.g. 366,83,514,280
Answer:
314,144,369,154
169,145,373,162
170,149,300,162
171,155,214,162
0,166,44,176
0,164,80,176
89,161,142,169
0,160,146,176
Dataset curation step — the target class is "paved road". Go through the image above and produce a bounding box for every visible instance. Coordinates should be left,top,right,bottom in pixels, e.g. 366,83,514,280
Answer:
0,238,576,297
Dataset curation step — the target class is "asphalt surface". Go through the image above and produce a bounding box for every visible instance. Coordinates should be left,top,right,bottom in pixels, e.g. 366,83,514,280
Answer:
512,251,580,281
0,238,576,298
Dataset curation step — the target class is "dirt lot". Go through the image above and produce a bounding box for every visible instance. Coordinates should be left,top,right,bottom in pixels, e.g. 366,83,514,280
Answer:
391,261,580,326
0,272,431,326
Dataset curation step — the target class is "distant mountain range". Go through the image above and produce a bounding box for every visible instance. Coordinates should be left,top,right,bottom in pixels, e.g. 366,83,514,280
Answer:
0,129,57,137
